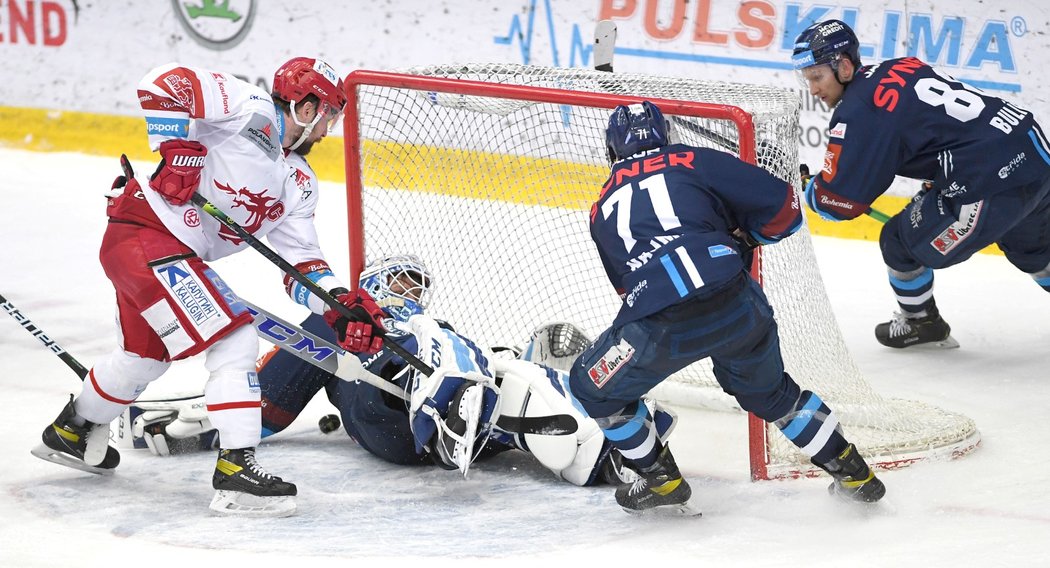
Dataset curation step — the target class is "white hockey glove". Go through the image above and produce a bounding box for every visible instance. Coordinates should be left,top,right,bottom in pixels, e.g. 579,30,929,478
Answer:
404,315,500,476
129,395,218,456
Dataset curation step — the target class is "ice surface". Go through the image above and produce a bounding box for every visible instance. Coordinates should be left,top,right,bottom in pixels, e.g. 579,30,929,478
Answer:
1,149,1048,566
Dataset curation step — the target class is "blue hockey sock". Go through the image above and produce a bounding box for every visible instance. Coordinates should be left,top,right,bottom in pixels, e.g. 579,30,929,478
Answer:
888,266,936,315
774,390,848,465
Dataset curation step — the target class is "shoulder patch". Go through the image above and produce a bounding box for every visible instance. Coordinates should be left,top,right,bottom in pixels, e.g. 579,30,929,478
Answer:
239,113,281,161
829,122,847,139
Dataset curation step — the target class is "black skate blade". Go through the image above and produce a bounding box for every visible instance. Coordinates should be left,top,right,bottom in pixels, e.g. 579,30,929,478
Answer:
30,444,114,476
623,500,703,518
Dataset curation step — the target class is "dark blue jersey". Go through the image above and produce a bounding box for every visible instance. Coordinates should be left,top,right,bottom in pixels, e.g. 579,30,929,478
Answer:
590,144,801,326
809,57,1050,221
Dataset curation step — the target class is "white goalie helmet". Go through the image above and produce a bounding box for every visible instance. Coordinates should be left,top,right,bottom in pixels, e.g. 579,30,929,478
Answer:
358,254,434,323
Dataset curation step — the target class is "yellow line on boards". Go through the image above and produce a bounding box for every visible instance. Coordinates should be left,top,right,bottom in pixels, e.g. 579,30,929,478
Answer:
0,105,1003,255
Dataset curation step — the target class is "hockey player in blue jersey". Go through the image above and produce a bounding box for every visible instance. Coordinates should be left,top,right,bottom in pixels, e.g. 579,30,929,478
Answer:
567,101,885,515
794,19,1050,349
130,255,669,487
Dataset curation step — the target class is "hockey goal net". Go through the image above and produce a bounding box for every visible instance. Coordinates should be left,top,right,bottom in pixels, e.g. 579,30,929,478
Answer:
341,64,980,480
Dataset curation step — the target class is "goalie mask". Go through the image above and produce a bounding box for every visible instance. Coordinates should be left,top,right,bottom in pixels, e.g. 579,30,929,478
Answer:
359,254,434,323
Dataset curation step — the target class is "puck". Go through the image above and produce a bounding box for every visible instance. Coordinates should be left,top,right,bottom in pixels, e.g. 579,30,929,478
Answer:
318,414,341,434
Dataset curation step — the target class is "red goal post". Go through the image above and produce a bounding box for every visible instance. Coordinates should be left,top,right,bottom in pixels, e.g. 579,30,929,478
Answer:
340,64,979,481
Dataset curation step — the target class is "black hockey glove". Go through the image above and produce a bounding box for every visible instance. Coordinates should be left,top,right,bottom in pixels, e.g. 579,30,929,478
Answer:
731,228,762,269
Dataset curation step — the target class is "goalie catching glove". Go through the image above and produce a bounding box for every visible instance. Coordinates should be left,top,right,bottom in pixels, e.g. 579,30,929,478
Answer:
403,315,500,476
324,287,387,354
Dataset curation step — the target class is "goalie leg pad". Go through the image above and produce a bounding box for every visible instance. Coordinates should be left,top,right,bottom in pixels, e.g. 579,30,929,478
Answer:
125,395,218,456
493,358,609,486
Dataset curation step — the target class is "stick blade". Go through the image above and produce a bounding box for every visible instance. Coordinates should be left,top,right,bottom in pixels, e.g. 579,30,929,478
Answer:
495,414,578,436
594,19,617,72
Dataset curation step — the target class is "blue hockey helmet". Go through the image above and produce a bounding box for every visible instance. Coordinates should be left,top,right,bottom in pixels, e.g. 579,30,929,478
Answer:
358,254,433,323
605,101,670,163
792,19,861,73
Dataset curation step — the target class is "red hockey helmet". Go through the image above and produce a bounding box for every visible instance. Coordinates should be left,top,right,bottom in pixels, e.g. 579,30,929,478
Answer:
273,57,347,134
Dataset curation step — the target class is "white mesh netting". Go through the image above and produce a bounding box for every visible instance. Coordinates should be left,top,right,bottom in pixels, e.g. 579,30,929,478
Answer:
345,63,979,479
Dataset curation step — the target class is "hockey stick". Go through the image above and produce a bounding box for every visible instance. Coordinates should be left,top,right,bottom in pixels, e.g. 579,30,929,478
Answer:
1,293,89,380
244,299,408,400
243,300,578,436
594,20,740,155
189,193,435,377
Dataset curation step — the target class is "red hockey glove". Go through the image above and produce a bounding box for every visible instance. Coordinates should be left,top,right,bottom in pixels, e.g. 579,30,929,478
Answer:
149,139,208,206
323,288,387,354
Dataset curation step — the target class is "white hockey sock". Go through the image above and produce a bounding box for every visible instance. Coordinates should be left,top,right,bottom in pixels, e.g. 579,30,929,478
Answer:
204,325,261,449
74,348,169,424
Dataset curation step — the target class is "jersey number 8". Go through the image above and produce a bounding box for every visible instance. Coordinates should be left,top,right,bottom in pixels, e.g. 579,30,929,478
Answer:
914,72,986,123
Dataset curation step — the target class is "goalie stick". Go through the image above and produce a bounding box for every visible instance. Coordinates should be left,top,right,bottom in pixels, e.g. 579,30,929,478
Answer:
243,300,578,436
190,192,435,378
593,20,740,155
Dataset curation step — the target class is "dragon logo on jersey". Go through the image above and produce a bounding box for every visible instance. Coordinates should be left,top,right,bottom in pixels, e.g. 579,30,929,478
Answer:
213,181,283,244
587,338,635,388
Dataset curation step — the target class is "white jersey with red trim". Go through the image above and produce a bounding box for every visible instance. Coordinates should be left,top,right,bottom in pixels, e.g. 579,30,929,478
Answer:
136,62,324,265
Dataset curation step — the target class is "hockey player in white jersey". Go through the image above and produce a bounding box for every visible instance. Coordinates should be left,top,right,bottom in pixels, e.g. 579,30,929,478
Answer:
32,57,387,517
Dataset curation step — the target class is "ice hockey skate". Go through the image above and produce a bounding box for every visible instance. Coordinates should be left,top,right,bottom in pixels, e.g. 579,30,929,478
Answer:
615,445,700,517
209,448,297,517
814,443,886,503
874,309,959,349
31,395,120,475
